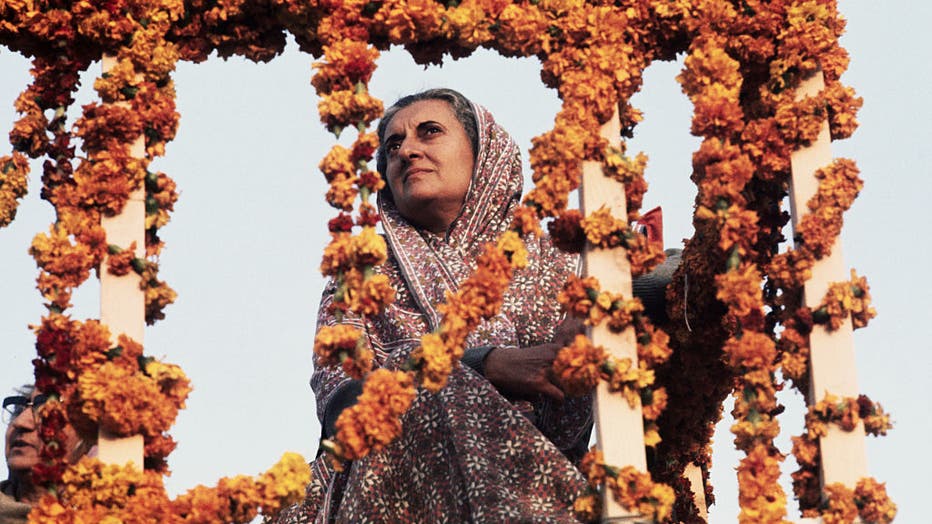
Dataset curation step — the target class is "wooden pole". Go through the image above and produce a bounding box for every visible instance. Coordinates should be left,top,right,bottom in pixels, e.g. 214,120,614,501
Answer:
96,55,145,468
581,109,649,522
787,70,868,488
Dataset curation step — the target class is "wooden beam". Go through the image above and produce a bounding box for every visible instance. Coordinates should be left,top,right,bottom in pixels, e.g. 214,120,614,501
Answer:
581,109,649,522
684,463,708,521
787,70,868,488
97,55,145,468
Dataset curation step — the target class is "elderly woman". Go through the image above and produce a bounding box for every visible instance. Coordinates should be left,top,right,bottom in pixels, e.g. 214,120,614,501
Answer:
284,89,627,522
1,385,88,524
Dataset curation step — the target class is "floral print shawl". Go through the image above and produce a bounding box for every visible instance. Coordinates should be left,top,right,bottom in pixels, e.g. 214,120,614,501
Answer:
278,103,590,523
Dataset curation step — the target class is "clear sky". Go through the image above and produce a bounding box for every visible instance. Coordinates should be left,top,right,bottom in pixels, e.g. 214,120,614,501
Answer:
2,2,929,521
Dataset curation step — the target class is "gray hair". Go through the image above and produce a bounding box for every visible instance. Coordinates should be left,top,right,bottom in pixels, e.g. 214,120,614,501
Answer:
375,89,479,194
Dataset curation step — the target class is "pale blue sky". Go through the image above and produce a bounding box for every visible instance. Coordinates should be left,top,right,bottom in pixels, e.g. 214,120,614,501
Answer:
2,3,929,521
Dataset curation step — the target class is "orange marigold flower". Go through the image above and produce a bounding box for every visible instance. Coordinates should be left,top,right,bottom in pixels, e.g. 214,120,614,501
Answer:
724,332,777,371
326,173,359,211
0,152,29,228
320,232,353,276
557,274,598,319
822,483,858,524
553,335,607,397
636,323,673,368
736,444,787,523
791,435,819,467
509,204,542,238
334,369,416,460
106,241,138,276
314,324,361,368
607,297,643,332
854,477,897,524
641,387,668,421
319,145,354,183
715,263,764,319
580,448,607,488
312,41,379,95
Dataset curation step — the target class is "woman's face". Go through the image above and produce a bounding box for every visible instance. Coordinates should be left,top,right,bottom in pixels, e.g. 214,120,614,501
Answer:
383,99,475,233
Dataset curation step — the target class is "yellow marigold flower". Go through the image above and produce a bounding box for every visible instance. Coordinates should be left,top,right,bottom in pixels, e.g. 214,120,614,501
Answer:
69,319,111,379
643,422,661,448
351,226,387,267
573,493,601,523
581,206,626,248
414,332,453,393
496,231,529,268
144,360,192,406
257,452,313,515
605,357,652,407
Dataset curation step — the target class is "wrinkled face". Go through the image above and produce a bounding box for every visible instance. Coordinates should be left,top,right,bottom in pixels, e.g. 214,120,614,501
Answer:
4,392,42,473
4,392,81,474
383,99,476,234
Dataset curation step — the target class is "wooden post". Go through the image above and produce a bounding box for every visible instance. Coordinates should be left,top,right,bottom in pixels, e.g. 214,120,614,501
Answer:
97,55,145,468
581,109,649,522
787,70,868,488
684,464,708,521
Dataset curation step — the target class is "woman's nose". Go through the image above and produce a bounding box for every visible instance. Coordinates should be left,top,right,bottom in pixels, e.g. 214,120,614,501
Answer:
398,138,422,160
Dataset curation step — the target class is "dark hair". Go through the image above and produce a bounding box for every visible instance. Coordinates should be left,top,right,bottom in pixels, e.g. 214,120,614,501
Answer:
375,88,479,181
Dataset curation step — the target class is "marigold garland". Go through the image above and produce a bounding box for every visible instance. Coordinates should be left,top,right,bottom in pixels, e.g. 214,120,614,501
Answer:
1,0,892,521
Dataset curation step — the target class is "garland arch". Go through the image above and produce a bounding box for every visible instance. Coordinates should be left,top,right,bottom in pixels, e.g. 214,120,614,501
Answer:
0,0,896,522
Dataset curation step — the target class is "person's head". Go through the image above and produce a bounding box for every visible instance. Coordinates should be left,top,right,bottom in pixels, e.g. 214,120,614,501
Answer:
3,385,83,497
376,89,479,234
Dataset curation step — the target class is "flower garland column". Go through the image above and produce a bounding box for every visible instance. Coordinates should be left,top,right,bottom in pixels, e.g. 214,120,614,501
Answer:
787,71,867,487
580,110,647,520
95,54,145,468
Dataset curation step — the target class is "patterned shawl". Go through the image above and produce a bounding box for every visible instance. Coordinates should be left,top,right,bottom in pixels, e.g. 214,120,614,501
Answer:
280,103,591,524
